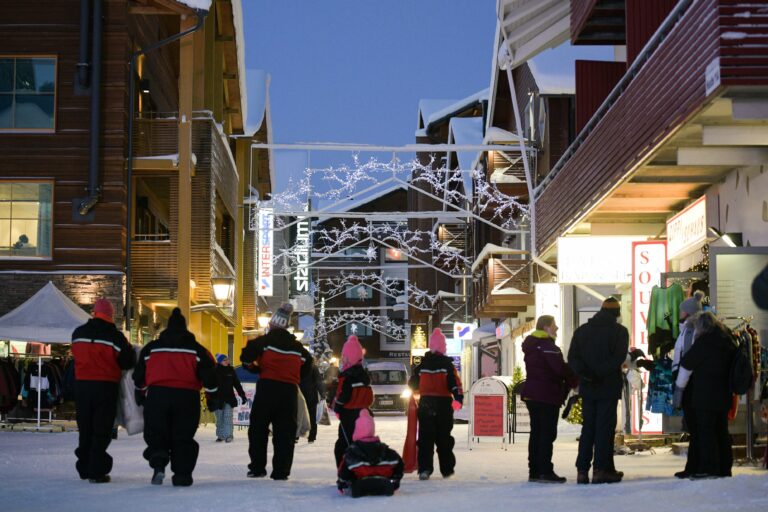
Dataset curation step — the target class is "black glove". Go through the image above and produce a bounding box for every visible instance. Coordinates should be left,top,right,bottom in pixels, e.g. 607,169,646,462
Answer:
134,390,145,407
636,359,656,371
673,386,684,409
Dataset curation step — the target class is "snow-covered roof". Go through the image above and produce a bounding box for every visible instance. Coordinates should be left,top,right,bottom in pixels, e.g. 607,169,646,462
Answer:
485,126,521,143
529,61,575,95
0,282,89,344
334,184,408,214
426,88,489,128
176,0,212,9
417,99,458,130
448,117,484,193
245,69,270,134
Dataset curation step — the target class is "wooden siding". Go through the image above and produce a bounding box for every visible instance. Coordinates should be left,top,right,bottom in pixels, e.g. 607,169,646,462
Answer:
0,0,130,272
571,0,601,42
571,0,626,45
719,1,768,86
575,60,626,133
626,0,676,65
535,0,722,254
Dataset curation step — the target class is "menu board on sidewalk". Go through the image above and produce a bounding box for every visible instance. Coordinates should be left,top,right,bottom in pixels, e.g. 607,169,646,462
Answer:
472,395,505,437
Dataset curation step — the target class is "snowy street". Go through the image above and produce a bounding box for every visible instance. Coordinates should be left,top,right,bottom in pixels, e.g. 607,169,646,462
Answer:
2,416,767,512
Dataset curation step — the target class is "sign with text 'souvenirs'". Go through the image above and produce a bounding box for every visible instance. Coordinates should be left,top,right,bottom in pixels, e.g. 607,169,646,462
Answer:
257,208,274,296
632,241,667,435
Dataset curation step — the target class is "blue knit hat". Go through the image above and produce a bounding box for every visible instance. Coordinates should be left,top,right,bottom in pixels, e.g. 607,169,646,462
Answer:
216,353,228,364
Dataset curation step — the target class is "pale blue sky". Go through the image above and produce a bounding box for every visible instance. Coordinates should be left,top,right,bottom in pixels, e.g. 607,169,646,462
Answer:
242,1,613,193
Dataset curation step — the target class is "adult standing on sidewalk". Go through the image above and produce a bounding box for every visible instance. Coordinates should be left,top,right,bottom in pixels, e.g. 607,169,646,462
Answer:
71,298,136,483
408,328,464,481
521,315,578,483
210,354,247,443
133,308,217,487
567,297,629,484
300,361,324,443
240,303,312,480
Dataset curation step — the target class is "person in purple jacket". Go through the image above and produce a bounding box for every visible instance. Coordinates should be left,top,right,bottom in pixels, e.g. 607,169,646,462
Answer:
522,315,578,484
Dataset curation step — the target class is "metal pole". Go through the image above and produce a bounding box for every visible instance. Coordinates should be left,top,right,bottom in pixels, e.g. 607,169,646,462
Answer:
37,355,42,429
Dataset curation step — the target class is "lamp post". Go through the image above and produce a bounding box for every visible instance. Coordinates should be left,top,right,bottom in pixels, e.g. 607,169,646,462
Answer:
212,276,235,306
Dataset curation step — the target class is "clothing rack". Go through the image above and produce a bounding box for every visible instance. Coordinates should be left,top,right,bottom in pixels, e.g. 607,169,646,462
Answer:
722,316,758,464
3,350,56,429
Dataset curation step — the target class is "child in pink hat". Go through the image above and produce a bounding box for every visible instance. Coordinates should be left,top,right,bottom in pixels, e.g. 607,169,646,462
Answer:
337,409,404,497
331,336,374,467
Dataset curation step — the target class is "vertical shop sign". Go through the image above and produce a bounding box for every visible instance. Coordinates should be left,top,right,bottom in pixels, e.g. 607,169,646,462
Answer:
292,216,310,295
257,208,274,296
631,241,667,434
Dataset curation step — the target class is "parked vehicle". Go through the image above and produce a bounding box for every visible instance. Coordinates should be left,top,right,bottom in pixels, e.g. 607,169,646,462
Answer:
367,362,410,413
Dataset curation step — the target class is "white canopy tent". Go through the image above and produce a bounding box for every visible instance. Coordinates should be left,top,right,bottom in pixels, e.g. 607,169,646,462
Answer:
0,281,90,428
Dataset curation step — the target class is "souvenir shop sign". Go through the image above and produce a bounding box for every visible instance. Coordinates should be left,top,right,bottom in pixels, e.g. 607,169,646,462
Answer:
234,383,256,426
558,236,642,284
667,197,707,260
632,241,667,434
257,208,274,296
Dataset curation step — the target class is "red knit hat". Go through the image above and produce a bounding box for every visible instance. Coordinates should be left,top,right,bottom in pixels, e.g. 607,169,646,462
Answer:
352,409,376,441
93,298,114,323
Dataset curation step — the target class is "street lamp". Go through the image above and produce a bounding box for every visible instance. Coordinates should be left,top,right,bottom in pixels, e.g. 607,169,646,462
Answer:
211,276,235,304
257,312,271,330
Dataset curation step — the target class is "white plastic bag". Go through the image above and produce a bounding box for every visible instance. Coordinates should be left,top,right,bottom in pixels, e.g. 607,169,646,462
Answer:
296,387,311,438
117,369,143,435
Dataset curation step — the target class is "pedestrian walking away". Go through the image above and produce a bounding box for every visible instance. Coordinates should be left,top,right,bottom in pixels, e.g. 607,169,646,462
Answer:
332,335,374,467
240,303,312,480
567,297,629,484
408,328,463,481
133,308,217,487
337,409,404,497
209,353,247,443
300,360,325,443
522,315,578,483
674,312,737,479
71,298,136,483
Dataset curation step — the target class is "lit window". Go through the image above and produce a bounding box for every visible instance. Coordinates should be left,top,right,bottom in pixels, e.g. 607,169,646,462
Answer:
0,57,56,130
345,285,371,300
345,323,372,337
0,182,53,258
385,248,407,262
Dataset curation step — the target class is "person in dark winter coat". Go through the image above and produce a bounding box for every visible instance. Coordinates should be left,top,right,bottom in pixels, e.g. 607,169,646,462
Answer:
332,335,374,467
300,362,325,443
240,303,312,480
133,308,217,487
408,328,463,481
337,409,404,497
674,312,737,478
753,264,768,310
567,297,629,484
210,354,247,443
522,315,578,483
71,298,136,483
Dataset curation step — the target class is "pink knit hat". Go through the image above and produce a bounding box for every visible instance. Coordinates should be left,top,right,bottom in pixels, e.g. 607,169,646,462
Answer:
429,328,447,355
352,409,376,441
341,335,364,370
93,298,114,323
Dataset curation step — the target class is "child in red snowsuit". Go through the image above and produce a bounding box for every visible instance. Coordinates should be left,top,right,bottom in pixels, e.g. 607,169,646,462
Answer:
332,335,374,466
337,409,404,497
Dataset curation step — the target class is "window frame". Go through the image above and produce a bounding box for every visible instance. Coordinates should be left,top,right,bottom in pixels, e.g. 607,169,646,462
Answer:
0,179,54,260
0,55,57,133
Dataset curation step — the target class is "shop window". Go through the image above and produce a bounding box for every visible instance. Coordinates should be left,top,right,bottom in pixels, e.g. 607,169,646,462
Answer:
0,57,56,130
134,177,170,241
345,285,371,300
0,182,52,258
344,247,367,258
385,248,407,262
345,323,372,337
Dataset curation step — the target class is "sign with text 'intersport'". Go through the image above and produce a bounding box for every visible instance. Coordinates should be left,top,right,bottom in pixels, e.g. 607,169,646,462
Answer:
257,208,274,296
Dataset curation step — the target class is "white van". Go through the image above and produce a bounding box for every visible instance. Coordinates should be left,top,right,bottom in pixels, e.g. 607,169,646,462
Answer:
367,361,411,413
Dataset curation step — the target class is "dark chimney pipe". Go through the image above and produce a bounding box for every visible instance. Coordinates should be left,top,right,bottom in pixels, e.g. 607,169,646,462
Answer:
76,0,90,87
79,0,103,216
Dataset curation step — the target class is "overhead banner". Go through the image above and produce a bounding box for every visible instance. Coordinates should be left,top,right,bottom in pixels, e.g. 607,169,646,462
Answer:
558,237,642,284
257,208,274,296
631,241,667,435
666,196,707,260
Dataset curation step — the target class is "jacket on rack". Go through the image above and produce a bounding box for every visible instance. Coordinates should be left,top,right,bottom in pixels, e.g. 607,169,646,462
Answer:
71,318,135,383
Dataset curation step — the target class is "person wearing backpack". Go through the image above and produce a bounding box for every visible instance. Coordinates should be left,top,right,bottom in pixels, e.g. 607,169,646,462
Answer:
673,312,737,478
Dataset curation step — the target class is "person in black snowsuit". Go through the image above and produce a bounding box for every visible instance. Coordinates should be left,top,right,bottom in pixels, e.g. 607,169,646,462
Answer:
332,335,374,467
408,328,463,481
70,298,135,483
133,308,217,487
567,297,629,484
300,362,325,443
337,409,404,497
240,303,312,480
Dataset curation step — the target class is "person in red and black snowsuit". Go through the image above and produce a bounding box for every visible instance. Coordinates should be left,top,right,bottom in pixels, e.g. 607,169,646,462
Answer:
408,328,463,480
240,303,312,480
332,335,374,467
71,298,135,483
133,308,217,487
337,409,403,497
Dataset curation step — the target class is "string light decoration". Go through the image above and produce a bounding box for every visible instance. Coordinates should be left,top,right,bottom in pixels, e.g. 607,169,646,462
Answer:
316,271,438,311
312,311,409,343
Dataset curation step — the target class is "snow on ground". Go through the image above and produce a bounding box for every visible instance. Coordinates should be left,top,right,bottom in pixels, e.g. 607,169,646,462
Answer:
2,416,767,512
